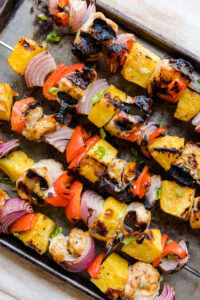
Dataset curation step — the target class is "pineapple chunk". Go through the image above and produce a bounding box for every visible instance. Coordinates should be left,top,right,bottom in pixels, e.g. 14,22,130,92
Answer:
160,180,195,220
89,197,127,241
190,197,200,229
121,42,160,89
91,253,128,297
148,135,184,171
174,86,200,122
19,213,55,255
88,84,126,128
0,150,34,181
122,229,162,263
87,139,118,166
79,156,106,183
0,84,13,121
7,37,45,75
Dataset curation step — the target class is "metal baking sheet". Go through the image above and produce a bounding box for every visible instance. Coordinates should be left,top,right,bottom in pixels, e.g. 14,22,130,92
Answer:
0,1,200,299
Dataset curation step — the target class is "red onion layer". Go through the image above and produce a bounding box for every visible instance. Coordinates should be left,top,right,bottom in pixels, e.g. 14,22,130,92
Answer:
25,52,57,88
61,235,95,272
0,139,20,158
43,126,74,152
0,198,33,233
81,190,104,226
159,240,189,274
116,33,135,44
69,0,87,32
145,175,161,208
48,0,60,15
155,283,175,300
192,112,200,132
76,79,108,115
136,121,158,146
82,2,96,25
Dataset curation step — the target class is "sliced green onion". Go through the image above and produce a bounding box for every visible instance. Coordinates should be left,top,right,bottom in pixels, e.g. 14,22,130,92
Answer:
159,120,164,127
197,170,200,180
38,14,47,21
175,188,184,197
50,68,56,73
123,236,134,245
12,187,17,192
100,128,106,139
13,232,19,238
92,88,107,105
129,158,137,163
160,273,164,282
47,31,61,44
166,238,173,245
155,188,161,200
49,87,59,95
94,146,106,159
50,226,63,239
41,41,47,48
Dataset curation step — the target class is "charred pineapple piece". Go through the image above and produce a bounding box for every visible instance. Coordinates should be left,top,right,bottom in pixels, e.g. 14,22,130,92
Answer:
170,142,200,185
89,196,127,241
148,59,193,103
148,135,184,171
7,37,45,75
0,150,34,181
88,84,126,128
0,84,13,121
160,180,195,220
121,229,162,263
121,42,160,89
91,253,128,298
189,197,200,229
79,156,106,183
174,86,200,121
18,213,55,255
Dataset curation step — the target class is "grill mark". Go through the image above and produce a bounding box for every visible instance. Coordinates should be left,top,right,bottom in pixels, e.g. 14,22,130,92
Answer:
26,169,48,190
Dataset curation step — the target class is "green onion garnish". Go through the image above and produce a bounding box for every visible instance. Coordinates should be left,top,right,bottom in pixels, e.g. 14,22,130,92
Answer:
38,14,47,21
155,188,161,200
49,87,59,95
47,31,61,44
94,146,106,159
50,226,63,239
100,128,106,139
92,88,106,105
175,188,184,197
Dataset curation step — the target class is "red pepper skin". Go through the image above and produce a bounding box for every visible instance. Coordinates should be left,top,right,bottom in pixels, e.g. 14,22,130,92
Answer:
10,213,38,233
65,180,83,223
54,172,74,200
153,235,169,267
45,191,69,207
43,63,84,100
148,127,167,145
133,166,151,199
66,126,89,163
87,253,105,279
117,128,140,142
162,241,187,259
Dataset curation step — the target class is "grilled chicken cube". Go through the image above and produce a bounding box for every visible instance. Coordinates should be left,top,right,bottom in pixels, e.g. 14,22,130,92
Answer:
89,196,127,241
59,66,97,101
122,162,137,186
91,253,129,299
174,86,200,121
73,12,118,61
0,189,9,209
148,58,193,103
102,158,126,192
0,150,34,181
105,95,152,136
170,142,200,185
18,213,55,255
121,42,160,89
88,84,126,128
16,159,64,205
0,83,13,121
160,180,195,220
7,37,45,75
121,229,162,263
189,197,200,229
148,135,185,171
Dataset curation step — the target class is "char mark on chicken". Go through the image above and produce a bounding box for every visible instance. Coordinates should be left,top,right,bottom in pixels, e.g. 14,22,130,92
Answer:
66,66,97,90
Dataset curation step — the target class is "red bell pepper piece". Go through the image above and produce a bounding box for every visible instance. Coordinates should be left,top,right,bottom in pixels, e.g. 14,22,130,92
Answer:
87,253,105,279
43,63,84,100
163,79,187,103
133,165,151,199
65,180,83,223
162,241,187,259
10,213,38,233
66,126,89,163
54,172,74,200
54,12,69,27
11,98,36,133
57,0,69,8
153,235,169,267
117,128,140,142
45,191,70,207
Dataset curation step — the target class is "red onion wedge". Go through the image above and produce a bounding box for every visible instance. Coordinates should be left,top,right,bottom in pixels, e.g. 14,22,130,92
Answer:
0,198,33,233
43,126,74,152
155,283,175,300
69,0,87,32
25,52,57,88
0,139,20,158
136,121,158,146
159,240,189,274
49,231,95,273
116,33,135,44
76,79,109,115
145,175,161,208
192,112,200,132
48,0,60,15
81,190,104,226
82,1,96,25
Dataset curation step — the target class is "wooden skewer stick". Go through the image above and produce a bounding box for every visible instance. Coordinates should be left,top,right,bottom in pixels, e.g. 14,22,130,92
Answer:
0,38,200,280
0,40,13,51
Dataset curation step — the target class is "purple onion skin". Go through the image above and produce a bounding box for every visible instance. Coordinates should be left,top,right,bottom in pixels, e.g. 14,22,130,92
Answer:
60,238,95,273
